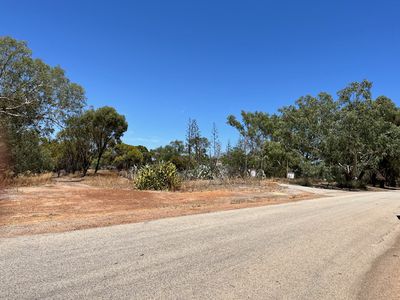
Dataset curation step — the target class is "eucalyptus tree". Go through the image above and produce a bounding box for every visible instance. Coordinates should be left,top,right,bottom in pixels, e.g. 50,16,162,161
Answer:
227,111,274,173
322,80,400,186
151,140,187,171
57,114,94,176
56,106,127,176
226,80,400,187
112,143,144,171
0,36,86,174
278,92,337,178
371,96,400,186
0,36,85,130
89,106,128,173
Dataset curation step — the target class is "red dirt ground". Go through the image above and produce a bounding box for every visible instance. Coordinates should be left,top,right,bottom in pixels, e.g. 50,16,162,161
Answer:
0,181,316,238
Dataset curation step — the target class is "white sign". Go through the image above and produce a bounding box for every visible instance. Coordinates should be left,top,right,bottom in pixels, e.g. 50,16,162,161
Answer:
287,172,295,179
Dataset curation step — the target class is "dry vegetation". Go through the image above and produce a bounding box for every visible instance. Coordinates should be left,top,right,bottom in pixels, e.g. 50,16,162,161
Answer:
80,171,133,189
3,170,132,189
0,173,317,238
4,173,53,187
180,178,282,192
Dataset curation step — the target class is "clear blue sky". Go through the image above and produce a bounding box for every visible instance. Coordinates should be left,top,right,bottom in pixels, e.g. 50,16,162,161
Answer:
2,0,400,149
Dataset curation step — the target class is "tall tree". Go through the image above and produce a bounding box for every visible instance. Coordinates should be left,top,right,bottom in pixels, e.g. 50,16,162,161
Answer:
89,106,128,174
211,122,221,161
0,36,86,174
0,36,85,131
278,92,337,178
227,111,273,172
112,143,144,171
57,115,95,176
186,118,194,165
186,118,201,165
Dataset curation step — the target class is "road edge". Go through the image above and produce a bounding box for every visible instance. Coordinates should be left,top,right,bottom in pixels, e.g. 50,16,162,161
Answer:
357,228,400,299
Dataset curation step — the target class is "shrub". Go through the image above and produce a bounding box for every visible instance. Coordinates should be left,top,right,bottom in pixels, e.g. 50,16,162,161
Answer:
135,162,181,191
183,164,214,180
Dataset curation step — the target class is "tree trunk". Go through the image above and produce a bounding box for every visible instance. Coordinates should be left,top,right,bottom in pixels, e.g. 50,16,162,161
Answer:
371,173,376,187
379,180,385,189
82,163,89,177
94,147,106,174
94,154,101,174
0,126,10,187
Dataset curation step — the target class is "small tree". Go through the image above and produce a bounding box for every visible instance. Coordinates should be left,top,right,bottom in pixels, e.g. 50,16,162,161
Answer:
89,107,128,173
113,143,143,170
57,115,95,176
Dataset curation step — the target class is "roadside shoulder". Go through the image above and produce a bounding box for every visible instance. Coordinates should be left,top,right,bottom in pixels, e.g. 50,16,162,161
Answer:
358,230,400,299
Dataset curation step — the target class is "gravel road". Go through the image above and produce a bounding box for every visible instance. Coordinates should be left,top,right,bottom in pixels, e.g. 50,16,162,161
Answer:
1,190,399,299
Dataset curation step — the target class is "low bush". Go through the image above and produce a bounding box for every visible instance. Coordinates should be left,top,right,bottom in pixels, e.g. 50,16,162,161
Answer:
135,162,181,191
183,164,214,180
336,179,367,190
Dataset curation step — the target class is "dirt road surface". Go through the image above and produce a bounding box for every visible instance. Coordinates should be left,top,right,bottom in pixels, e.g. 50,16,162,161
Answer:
1,190,399,299
0,181,315,237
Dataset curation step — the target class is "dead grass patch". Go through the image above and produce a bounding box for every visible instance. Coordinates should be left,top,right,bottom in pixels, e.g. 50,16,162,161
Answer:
83,173,133,190
0,180,318,237
180,178,282,192
5,173,54,187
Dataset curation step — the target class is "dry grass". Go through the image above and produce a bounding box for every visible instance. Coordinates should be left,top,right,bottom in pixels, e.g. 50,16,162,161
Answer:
6,173,54,187
3,168,286,192
83,174,283,192
0,179,316,237
5,169,134,190
81,170,134,190
180,178,282,192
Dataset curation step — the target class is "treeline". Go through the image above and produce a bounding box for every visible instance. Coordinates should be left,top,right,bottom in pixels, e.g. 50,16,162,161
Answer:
1,36,400,188
226,81,400,187
145,81,400,188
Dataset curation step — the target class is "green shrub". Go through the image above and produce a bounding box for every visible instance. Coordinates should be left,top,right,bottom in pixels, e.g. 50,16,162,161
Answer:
135,162,181,191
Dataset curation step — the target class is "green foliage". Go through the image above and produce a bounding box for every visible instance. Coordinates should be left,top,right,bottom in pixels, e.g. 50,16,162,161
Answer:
2,37,399,188
135,162,181,191
57,114,95,175
226,112,277,175
8,129,54,174
151,140,188,171
135,145,152,165
221,146,247,177
227,80,400,187
112,143,144,170
323,81,400,186
261,141,290,177
55,106,128,176
86,106,128,173
0,36,86,175
186,119,210,166
0,36,85,131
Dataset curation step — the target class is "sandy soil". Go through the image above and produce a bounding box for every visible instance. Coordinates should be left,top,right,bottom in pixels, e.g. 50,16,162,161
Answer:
358,234,400,299
0,180,317,238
